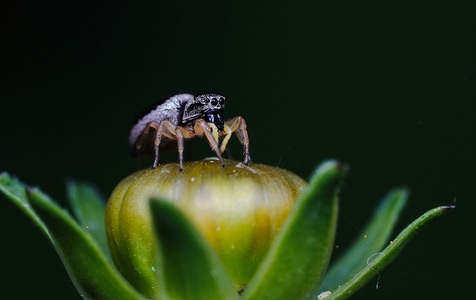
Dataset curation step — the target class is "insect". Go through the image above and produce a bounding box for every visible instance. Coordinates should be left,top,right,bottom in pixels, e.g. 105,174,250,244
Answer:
129,93,251,170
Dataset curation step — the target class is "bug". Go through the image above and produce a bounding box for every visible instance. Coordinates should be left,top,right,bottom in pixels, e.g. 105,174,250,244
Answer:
129,93,251,170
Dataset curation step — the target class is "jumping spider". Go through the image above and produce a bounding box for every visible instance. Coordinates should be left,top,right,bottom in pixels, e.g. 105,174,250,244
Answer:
129,93,251,170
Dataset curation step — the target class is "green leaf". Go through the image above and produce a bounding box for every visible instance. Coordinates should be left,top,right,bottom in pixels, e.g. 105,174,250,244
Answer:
67,180,111,260
326,205,455,300
150,199,239,300
0,172,50,240
26,187,145,300
242,160,347,300
317,188,408,293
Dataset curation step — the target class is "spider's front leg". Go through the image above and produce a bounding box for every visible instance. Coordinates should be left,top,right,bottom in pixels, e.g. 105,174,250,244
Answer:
194,119,226,167
221,116,251,165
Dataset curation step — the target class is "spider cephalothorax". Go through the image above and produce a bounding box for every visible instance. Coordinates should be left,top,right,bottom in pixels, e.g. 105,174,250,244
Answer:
129,93,251,170
182,94,226,130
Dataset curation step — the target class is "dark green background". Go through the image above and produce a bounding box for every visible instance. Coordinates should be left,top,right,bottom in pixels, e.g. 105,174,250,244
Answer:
2,1,474,299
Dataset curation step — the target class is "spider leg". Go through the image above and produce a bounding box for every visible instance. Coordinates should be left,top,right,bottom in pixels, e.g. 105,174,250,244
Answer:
224,116,251,165
175,126,195,171
220,124,233,154
153,120,181,169
133,122,160,168
194,119,225,167
135,122,159,154
174,128,185,171
207,122,220,144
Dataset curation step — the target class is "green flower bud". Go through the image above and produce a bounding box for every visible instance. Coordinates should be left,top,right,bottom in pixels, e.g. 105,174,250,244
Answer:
106,158,307,298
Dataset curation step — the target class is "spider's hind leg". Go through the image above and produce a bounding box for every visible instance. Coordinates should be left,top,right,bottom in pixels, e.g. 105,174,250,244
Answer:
153,120,187,169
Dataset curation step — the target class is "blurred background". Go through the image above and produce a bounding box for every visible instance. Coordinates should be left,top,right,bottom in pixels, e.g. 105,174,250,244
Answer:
2,1,474,299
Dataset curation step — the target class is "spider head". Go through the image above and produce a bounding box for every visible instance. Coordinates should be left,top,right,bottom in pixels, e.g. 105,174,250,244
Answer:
182,94,226,131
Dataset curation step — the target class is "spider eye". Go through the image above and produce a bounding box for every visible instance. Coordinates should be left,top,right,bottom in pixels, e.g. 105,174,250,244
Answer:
210,97,218,106
203,98,210,104
218,97,225,105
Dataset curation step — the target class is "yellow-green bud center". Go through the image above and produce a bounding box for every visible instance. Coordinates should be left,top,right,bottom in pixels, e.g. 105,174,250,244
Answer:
106,158,307,297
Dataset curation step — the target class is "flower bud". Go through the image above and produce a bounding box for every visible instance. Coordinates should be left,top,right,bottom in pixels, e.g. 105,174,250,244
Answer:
106,158,307,297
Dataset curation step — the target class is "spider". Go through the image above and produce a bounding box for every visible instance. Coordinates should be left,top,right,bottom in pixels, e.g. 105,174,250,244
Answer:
129,93,251,170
